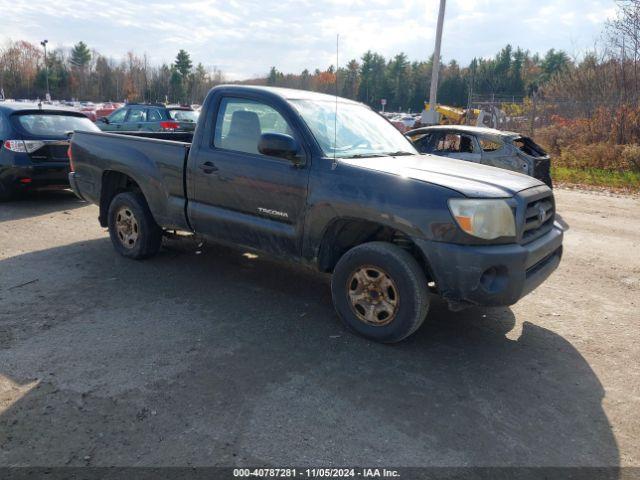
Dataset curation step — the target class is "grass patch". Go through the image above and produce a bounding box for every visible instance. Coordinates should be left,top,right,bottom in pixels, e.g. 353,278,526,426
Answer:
552,166,640,191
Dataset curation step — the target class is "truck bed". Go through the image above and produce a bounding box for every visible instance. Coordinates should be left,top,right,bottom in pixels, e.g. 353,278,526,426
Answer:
70,130,192,231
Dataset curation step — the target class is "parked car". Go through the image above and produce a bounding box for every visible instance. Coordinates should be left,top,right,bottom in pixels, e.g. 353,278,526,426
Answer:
389,114,417,133
79,106,97,122
97,103,199,132
69,85,562,343
0,102,100,200
94,102,121,119
406,125,553,187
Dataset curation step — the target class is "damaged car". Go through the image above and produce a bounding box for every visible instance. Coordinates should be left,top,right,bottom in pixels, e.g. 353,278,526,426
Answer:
405,125,553,188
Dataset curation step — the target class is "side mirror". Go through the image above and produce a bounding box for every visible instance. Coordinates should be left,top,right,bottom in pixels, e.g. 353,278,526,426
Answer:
99,117,109,124
258,133,300,163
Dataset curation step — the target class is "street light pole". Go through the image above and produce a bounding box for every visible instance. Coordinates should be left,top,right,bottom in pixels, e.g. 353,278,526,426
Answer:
40,39,50,101
421,0,446,125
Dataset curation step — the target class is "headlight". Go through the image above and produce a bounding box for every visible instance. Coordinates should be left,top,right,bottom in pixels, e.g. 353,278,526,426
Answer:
448,199,515,240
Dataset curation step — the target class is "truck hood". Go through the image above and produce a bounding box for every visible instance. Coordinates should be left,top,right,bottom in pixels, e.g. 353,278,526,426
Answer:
340,153,544,198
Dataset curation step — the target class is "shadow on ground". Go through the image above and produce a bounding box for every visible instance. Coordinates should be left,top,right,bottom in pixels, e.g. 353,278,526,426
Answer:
0,190,85,223
0,233,618,467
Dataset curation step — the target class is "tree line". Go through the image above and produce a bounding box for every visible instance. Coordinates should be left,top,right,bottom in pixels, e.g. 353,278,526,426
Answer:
261,46,572,112
0,41,224,104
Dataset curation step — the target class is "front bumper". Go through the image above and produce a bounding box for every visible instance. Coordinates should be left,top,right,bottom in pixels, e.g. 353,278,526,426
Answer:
415,224,563,307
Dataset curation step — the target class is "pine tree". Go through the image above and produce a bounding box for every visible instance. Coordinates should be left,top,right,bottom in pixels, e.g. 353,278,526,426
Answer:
174,50,193,78
70,41,91,68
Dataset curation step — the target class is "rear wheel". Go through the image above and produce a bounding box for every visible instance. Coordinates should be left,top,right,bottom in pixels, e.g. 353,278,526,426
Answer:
331,241,430,343
107,191,162,259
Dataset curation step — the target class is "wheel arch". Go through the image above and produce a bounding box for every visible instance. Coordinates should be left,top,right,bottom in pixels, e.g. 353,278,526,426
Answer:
99,170,144,227
316,217,435,284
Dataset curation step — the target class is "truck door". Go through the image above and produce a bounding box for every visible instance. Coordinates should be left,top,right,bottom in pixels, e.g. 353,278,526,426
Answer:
188,96,310,256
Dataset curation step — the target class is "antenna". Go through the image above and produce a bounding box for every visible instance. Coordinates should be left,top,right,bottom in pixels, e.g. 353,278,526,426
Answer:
332,34,339,168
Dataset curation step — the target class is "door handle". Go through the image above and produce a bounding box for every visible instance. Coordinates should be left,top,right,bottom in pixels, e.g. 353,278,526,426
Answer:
199,161,218,174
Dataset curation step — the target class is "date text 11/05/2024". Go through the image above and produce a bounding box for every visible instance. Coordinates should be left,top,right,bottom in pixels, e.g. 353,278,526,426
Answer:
232,468,401,478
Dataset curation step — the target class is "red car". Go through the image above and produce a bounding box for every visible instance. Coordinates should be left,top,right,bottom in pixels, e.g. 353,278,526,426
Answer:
79,108,97,122
95,103,121,119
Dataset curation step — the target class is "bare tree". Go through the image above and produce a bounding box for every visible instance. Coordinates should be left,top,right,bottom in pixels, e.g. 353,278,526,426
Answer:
607,0,640,102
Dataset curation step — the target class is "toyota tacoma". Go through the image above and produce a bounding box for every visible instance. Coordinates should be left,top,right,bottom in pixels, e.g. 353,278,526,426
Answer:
68,86,563,343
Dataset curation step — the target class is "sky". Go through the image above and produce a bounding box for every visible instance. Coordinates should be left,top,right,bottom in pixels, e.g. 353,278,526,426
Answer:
1,0,618,80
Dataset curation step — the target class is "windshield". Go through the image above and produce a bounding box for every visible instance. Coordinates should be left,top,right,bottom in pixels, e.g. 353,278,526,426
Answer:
290,100,417,158
14,113,99,137
168,109,199,123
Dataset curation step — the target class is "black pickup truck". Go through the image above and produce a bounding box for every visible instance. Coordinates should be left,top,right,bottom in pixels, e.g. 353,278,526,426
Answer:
69,85,563,343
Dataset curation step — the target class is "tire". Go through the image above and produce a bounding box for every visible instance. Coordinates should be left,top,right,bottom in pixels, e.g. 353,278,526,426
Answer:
331,241,430,343
107,191,163,259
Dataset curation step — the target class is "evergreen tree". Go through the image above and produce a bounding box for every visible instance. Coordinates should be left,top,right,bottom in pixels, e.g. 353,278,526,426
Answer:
387,53,410,110
169,66,185,103
70,41,91,68
174,49,193,78
342,59,360,99
539,49,571,82
267,66,278,86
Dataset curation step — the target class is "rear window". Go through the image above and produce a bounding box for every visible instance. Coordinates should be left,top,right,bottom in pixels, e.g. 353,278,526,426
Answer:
168,109,199,123
513,136,547,157
14,113,99,137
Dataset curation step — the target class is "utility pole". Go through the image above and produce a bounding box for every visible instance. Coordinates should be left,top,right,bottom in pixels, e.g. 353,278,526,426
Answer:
40,39,50,101
421,0,446,125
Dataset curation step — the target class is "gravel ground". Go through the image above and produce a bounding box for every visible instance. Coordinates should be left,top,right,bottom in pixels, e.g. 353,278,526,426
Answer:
0,188,638,467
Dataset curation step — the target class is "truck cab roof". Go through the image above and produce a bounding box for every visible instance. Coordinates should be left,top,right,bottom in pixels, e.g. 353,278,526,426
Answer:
212,85,362,105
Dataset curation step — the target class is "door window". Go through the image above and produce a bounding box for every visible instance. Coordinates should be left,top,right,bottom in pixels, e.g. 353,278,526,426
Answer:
127,109,146,123
109,108,127,123
434,133,477,154
409,133,433,153
479,138,503,152
147,109,163,122
214,97,295,155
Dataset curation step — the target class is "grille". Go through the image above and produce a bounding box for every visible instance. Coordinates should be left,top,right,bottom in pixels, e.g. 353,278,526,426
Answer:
29,142,69,162
521,194,555,243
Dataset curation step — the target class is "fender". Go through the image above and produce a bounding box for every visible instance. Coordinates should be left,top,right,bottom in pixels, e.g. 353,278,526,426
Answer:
302,159,464,265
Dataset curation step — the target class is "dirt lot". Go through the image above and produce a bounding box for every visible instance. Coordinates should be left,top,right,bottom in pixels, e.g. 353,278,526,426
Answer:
0,188,638,468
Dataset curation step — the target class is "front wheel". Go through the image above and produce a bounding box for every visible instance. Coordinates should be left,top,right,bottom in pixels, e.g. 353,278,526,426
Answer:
107,191,162,259
331,242,430,343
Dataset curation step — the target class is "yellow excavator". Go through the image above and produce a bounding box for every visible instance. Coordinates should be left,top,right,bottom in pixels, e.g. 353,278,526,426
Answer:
424,104,507,129
434,104,479,125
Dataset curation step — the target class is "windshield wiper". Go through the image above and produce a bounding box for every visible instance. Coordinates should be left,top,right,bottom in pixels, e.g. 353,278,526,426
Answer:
340,153,389,159
383,151,415,156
